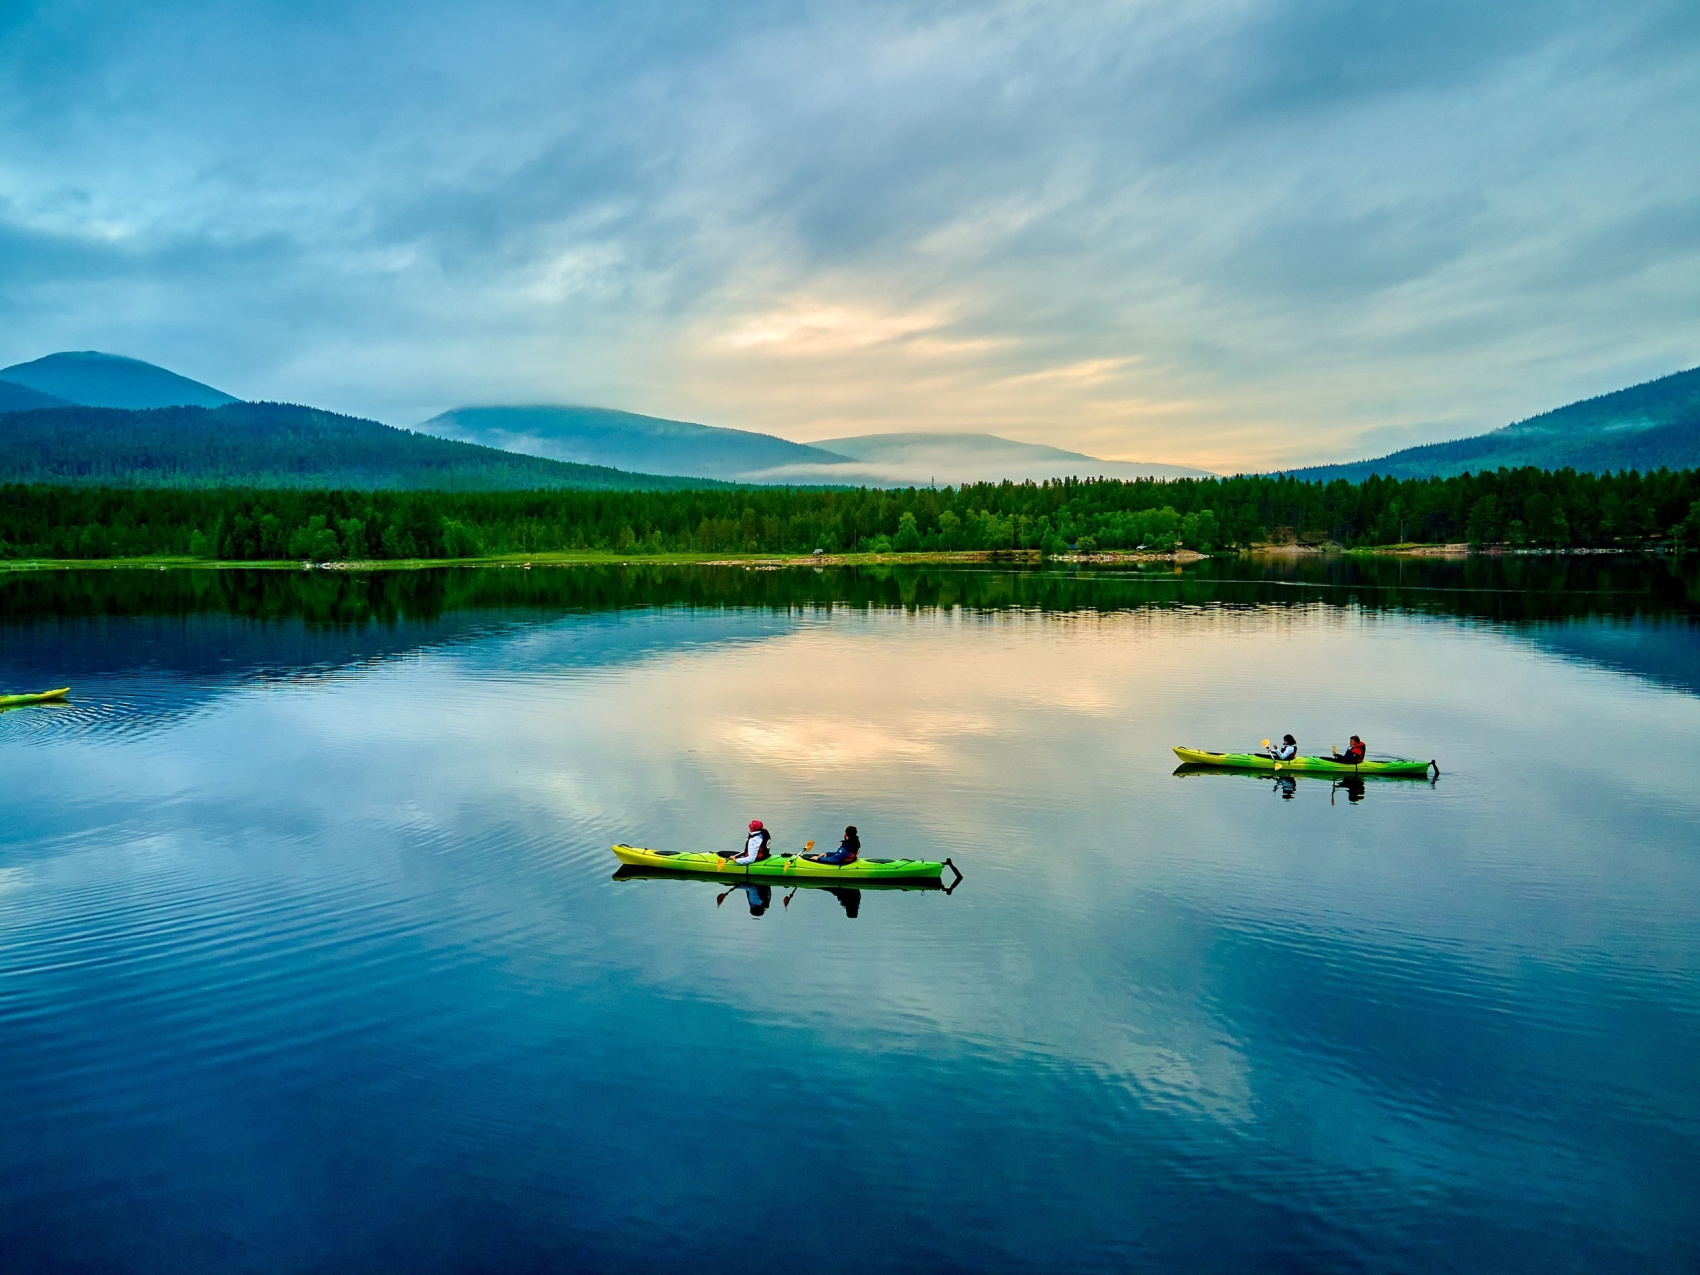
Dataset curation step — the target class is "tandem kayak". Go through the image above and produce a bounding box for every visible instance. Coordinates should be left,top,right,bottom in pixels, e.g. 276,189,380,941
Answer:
612,844,962,887
1173,747,1436,776
0,687,69,708
613,865,948,894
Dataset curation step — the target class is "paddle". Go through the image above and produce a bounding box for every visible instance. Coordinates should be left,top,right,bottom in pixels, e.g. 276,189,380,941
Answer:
717,838,815,905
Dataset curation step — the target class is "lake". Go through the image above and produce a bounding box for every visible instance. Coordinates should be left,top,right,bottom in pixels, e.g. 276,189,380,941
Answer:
2,557,1698,1272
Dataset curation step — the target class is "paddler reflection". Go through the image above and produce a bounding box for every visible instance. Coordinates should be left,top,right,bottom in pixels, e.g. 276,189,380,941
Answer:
721,882,772,917
779,885,860,918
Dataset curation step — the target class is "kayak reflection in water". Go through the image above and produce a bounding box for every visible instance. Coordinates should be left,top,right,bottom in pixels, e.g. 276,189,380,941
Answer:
825,887,861,919
1273,775,1297,800
739,883,772,917
804,825,860,866
1334,777,1367,804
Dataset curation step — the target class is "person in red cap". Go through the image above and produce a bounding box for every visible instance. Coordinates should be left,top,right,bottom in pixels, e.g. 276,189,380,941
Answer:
731,819,772,866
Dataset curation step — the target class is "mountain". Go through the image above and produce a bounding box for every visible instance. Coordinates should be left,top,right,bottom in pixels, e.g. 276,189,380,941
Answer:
0,351,238,410
1293,366,1700,480
420,406,1212,485
418,405,851,481
0,380,70,412
773,432,1214,485
0,403,727,490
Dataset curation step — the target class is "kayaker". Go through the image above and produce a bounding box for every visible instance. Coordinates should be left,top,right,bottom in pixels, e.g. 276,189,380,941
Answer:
805,825,860,866
1273,734,1298,761
731,820,772,865
1334,735,1366,765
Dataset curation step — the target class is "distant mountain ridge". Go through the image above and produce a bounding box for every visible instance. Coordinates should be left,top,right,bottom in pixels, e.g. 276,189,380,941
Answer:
419,405,851,481
422,407,1212,485
789,432,1213,485
0,351,237,409
0,403,726,491
1292,366,1700,480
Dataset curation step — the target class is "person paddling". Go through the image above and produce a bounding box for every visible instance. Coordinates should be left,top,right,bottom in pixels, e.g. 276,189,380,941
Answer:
731,820,772,866
1270,734,1297,761
1334,735,1366,765
805,825,860,866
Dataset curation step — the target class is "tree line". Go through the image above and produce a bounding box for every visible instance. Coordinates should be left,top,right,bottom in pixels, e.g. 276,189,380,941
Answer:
2,466,1699,561
6,554,1693,632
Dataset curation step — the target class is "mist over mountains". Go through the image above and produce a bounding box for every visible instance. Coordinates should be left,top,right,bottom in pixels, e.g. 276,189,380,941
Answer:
418,406,852,482
416,406,1212,485
3,350,1699,489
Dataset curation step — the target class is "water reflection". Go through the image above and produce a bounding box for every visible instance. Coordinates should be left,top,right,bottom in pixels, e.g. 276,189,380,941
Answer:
614,865,952,921
1173,763,1441,803
3,560,1698,1272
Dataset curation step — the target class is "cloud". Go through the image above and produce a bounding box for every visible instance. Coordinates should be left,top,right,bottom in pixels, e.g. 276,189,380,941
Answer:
0,0,1698,468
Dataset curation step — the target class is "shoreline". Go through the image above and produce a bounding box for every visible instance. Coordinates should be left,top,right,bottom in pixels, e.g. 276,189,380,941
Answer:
0,544,1672,573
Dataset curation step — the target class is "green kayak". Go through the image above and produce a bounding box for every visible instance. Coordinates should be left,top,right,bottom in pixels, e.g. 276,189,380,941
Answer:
613,865,949,893
613,843,962,887
0,687,69,709
1174,746,1436,776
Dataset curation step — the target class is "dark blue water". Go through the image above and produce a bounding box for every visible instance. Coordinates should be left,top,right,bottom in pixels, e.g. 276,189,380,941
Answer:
2,562,1698,1272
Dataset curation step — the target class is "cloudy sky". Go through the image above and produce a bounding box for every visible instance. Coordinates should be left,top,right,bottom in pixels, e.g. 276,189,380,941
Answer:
2,0,1697,470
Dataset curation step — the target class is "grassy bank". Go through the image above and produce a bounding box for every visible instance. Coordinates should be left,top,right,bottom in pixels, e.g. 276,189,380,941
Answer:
0,548,1060,573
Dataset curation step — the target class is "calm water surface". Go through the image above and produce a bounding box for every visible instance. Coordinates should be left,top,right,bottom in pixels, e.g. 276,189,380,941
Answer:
2,559,1698,1272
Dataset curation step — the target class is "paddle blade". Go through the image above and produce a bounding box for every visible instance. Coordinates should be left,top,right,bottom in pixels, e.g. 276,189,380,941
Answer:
804,840,815,851
1261,739,1271,749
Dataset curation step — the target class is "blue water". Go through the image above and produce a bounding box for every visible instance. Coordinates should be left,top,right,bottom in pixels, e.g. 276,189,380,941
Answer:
2,562,1698,1272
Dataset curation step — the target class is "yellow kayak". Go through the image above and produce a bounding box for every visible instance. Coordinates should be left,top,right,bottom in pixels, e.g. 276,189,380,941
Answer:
0,687,69,708
1173,746,1436,776
612,844,961,885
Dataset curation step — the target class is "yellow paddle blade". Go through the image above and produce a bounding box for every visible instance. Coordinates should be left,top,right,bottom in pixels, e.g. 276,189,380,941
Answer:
1261,739,1271,749
804,840,816,851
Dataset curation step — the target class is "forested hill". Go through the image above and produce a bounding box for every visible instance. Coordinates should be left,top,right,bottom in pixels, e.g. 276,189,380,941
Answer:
0,402,727,491
0,380,69,412
1294,366,1700,480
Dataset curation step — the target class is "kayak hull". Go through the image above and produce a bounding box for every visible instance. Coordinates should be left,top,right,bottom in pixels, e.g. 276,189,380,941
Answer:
613,866,944,892
0,687,69,708
1173,746,1434,776
612,844,948,882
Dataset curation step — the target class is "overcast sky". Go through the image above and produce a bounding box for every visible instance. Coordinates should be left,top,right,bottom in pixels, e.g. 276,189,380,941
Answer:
2,0,1697,469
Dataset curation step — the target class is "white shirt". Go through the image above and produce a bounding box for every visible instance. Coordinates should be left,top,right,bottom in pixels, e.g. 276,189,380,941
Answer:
733,829,768,865
1275,741,1297,760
